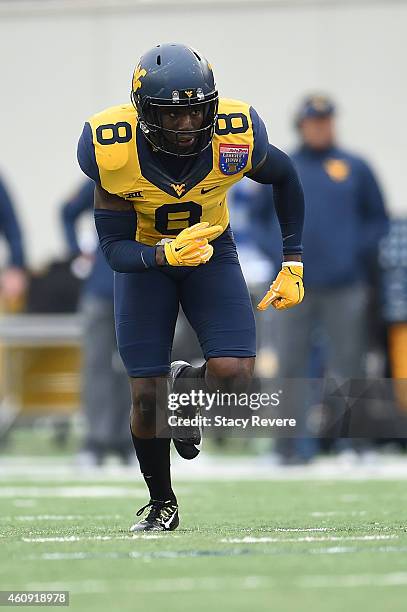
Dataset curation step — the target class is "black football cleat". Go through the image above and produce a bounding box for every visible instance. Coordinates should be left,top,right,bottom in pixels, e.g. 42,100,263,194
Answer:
170,360,202,460
130,499,179,532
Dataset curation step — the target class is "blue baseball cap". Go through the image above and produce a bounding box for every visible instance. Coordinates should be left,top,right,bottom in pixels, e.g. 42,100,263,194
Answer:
295,95,336,127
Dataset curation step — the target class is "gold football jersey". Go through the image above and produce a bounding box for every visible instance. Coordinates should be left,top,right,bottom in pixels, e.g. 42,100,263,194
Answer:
83,98,265,245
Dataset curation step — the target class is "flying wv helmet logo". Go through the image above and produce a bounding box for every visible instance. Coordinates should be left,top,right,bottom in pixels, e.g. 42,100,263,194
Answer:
171,184,186,197
133,64,147,92
185,90,194,98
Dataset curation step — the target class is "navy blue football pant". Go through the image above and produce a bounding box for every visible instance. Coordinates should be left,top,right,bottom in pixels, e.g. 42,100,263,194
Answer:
114,228,256,377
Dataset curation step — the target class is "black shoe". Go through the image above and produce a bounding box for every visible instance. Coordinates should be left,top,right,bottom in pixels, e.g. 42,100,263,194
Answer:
173,436,201,460
170,360,202,460
130,499,179,532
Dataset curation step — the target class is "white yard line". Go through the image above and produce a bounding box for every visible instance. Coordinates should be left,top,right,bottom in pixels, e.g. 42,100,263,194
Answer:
22,534,177,542
273,527,335,532
28,532,395,545
310,511,367,517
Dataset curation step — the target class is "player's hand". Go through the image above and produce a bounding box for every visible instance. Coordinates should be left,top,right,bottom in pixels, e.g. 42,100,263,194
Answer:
257,262,304,310
164,222,223,266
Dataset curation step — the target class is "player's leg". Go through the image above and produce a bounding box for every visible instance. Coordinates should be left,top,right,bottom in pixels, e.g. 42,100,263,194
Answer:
182,229,256,372
114,269,179,531
177,230,256,450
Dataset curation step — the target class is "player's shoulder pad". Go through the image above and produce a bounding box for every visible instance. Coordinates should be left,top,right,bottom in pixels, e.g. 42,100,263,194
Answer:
217,97,251,115
87,104,137,172
216,98,268,172
248,106,269,171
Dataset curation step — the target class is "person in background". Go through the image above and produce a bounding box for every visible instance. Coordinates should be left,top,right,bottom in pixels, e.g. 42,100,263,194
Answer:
61,180,133,466
252,94,389,463
0,174,27,311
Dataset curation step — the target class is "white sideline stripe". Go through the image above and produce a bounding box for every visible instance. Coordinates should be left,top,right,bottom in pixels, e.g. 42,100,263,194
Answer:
22,534,177,542
0,514,122,521
311,511,367,517
0,487,146,498
220,535,398,544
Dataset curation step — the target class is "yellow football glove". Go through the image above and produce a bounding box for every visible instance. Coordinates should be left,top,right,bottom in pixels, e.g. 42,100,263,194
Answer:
164,222,222,267
257,262,304,311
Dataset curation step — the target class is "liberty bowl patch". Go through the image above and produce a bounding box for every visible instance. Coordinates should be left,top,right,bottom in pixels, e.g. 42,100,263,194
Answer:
219,144,249,175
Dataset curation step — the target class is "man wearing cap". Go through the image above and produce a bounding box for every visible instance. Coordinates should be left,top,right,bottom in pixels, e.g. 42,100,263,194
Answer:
251,94,389,462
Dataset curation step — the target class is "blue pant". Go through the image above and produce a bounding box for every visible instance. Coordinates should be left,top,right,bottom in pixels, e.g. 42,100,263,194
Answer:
114,228,256,377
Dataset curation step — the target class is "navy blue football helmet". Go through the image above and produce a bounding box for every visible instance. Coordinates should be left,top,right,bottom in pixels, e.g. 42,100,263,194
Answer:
131,43,218,157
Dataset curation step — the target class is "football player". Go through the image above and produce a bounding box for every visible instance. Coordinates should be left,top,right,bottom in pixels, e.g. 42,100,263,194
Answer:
78,43,305,531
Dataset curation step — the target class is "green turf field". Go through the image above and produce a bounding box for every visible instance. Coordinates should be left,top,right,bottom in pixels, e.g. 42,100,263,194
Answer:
1,475,407,612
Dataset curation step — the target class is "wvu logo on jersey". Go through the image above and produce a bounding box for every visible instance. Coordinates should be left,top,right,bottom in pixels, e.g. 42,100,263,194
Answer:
171,183,186,197
132,64,147,92
185,91,193,98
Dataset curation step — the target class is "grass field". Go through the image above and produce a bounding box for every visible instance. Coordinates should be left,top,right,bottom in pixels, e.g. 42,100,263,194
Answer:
1,458,407,612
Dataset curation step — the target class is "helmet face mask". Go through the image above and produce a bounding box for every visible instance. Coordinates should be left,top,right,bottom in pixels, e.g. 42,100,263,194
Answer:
137,98,218,157
130,43,219,157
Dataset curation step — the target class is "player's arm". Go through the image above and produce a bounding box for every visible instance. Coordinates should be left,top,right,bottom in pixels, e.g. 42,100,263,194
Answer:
246,109,305,309
248,143,304,261
94,186,221,270
93,184,161,272
246,108,304,260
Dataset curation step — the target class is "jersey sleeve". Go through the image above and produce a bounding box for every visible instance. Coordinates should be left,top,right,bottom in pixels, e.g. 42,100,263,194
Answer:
249,107,269,172
248,144,304,255
77,122,101,184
